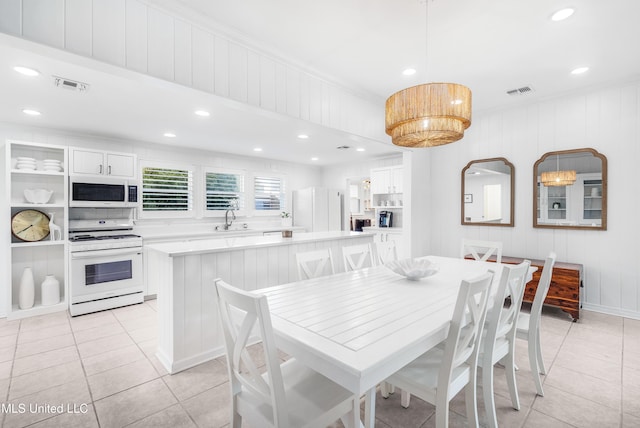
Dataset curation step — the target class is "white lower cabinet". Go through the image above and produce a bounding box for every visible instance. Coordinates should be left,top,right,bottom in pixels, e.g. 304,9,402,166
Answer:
363,228,407,259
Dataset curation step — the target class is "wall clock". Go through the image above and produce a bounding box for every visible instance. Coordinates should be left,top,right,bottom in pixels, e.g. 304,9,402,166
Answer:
11,209,50,242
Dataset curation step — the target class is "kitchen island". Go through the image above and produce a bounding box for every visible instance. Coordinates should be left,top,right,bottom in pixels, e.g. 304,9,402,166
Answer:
146,231,374,373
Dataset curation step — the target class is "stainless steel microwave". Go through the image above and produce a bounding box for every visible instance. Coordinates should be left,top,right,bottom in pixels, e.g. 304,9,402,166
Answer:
70,177,138,208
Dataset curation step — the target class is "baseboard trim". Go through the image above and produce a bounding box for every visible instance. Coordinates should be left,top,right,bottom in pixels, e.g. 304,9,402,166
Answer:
582,303,640,320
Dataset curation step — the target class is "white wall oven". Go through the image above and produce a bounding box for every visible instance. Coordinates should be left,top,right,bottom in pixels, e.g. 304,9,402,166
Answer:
70,177,138,208
69,220,144,316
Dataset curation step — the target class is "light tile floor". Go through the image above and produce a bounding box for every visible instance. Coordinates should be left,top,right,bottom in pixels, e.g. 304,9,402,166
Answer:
0,301,637,428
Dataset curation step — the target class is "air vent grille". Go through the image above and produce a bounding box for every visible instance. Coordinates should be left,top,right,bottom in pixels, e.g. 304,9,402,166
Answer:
506,85,534,96
53,76,89,92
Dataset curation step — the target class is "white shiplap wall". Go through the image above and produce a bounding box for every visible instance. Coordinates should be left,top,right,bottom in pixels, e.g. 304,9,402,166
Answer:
0,0,385,142
425,80,640,319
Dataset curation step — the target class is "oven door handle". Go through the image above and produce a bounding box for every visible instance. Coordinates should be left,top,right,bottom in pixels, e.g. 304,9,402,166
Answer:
71,247,142,259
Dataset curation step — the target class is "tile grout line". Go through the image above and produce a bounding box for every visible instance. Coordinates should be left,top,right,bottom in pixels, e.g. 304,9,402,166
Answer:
2,319,20,428
68,311,102,428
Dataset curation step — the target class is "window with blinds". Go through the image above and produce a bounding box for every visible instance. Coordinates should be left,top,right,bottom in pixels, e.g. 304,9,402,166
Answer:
254,176,284,211
205,171,245,211
142,166,193,212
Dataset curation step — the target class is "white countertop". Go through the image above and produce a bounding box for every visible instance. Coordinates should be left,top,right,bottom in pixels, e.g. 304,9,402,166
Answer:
361,226,403,232
140,226,305,241
146,231,369,257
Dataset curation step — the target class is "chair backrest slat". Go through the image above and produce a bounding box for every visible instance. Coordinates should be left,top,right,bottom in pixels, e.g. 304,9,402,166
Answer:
461,239,503,263
296,249,335,280
375,240,398,265
485,261,531,348
342,243,375,271
529,253,556,331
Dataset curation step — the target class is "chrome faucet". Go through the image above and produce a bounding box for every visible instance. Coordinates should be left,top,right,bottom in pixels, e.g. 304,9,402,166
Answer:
224,207,236,230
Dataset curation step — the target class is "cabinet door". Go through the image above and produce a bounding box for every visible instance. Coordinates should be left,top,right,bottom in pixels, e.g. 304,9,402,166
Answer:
370,168,390,194
578,174,602,225
391,167,403,193
106,153,136,178
71,149,105,175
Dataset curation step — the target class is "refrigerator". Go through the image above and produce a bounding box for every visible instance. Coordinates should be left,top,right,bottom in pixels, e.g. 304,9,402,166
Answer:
292,187,344,232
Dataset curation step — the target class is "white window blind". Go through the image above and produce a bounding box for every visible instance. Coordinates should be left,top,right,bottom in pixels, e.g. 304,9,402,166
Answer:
142,166,193,212
254,176,284,211
206,172,245,211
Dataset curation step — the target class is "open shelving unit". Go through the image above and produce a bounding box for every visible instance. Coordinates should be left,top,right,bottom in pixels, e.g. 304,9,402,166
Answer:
5,140,69,320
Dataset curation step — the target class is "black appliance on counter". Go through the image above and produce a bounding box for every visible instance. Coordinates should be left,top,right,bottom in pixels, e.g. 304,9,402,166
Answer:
353,218,372,232
378,211,393,228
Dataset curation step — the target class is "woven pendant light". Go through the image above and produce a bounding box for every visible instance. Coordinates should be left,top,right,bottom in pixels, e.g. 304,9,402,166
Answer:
384,1,472,148
541,170,576,186
385,83,472,147
541,155,576,186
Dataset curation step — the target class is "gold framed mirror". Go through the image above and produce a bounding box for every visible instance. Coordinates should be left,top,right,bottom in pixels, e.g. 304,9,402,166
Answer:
533,148,607,230
461,157,514,227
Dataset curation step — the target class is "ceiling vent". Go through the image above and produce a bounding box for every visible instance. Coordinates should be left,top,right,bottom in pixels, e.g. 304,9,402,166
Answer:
336,145,350,150
53,76,89,92
506,85,534,96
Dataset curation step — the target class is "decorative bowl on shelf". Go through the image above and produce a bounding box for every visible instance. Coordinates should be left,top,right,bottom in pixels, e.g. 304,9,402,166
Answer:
23,188,53,204
385,258,439,281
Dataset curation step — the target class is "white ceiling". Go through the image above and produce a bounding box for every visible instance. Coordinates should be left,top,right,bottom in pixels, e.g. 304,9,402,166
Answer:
2,0,640,165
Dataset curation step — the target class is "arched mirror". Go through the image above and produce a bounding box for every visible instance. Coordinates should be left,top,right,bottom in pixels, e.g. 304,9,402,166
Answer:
533,148,607,230
461,157,514,226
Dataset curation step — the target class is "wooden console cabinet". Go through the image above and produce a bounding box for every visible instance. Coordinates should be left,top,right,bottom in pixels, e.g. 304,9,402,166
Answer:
468,255,583,321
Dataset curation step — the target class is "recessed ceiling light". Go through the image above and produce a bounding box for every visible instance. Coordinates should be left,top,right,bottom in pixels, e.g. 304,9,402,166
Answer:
551,8,575,21
14,66,40,77
297,134,309,139
163,132,176,138
311,157,319,161
402,68,416,76
194,110,210,117
571,66,589,75
356,148,366,152
253,147,263,152
22,109,41,116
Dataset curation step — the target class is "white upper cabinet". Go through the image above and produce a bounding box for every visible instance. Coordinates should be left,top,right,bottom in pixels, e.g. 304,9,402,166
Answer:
70,148,136,178
371,166,403,195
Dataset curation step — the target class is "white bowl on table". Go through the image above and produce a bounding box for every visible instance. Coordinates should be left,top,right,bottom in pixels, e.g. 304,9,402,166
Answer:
23,188,53,204
385,258,439,281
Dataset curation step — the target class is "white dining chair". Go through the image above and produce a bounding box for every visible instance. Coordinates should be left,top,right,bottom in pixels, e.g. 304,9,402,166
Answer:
461,239,503,263
214,279,360,428
374,240,398,265
382,271,494,428
342,243,375,271
295,248,335,280
478,261,531,428
516,252,556,396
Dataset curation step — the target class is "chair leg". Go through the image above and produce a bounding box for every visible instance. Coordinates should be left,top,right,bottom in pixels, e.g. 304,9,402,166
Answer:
341,396,361,428
435,393,450,428
465,380,479,428
400,390,411,408
381,382,390,398
482,363,498,428
504,348,521,410
381,382,396,399
528,335,544,396
536,329,546,375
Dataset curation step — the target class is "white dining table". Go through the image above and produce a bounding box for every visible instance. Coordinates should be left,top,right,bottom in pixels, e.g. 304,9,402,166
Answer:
259,255,530,427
